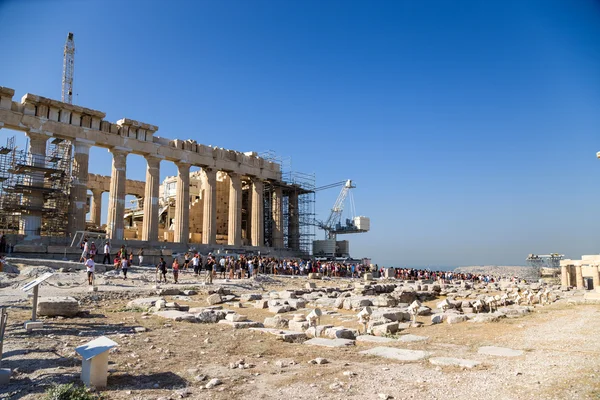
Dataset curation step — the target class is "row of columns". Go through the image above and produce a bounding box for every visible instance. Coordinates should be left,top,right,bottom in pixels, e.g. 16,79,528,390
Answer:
20,134,299,248
561,264,600,290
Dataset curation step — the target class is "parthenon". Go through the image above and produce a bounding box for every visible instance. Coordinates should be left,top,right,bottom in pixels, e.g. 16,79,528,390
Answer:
0,85,311,253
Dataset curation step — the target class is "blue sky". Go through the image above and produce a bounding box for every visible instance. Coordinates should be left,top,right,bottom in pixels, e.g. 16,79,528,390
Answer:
1,0,600,266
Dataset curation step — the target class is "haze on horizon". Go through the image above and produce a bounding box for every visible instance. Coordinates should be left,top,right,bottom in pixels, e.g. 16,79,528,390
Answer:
1,0,600,267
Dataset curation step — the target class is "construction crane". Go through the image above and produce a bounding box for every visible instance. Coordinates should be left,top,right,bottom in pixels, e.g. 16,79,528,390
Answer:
62,32,75,104
316,179,370,241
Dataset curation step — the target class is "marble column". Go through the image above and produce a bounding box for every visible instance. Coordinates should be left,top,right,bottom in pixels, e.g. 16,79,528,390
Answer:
560,265,569,288
202,168,217,245
174,162,190,244
106,148,127,241
575,264,584,289
272,186,284,248
141,155,161,242
592,264,600,292
228,172,242,246
251,179,264,247
67,139,93,236
90,189,103,226
20,131,49,239
288,191,300,250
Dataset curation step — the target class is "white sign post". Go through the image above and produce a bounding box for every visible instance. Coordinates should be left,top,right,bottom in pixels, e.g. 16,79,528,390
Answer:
22,272,53,332
75,336,118,388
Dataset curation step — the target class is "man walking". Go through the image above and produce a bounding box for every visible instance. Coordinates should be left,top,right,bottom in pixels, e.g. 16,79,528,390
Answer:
205,254,214,284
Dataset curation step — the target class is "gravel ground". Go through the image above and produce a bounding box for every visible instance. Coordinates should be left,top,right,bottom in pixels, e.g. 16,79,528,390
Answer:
0,261,598,399
454,266,541,281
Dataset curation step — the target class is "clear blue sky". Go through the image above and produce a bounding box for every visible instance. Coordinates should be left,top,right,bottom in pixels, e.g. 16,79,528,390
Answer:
1,0,600,267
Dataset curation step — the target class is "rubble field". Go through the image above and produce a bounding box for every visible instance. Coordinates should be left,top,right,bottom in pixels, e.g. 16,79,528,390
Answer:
0,262,599,400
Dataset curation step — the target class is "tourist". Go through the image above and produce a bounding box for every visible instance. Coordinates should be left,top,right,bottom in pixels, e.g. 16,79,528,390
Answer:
156,257,168,283
183,252,190,271
0,234,7,254
192,253,200,275
103,241,111,264
172,258,180,283
89,242,97,259
219,256,226,279
128,253,134,268
0,255,6,272
84,255,95,285
205,254,214,284
121,256,129,280
137,247,144,266
79,238,89,262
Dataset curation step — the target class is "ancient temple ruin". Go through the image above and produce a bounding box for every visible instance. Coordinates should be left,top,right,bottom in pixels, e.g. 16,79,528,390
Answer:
0,86,314,254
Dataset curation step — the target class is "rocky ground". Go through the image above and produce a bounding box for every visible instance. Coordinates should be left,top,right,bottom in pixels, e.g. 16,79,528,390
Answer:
454,266,540,281
0,260,598,400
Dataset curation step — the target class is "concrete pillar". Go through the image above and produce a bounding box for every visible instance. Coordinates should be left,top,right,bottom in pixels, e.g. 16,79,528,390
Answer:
20,131,49,239
560,265,569,288
106,148,127,241
174,162,190,244
575,264,584,289
251,179,264,247
227,172,242,246
288,191,300,250
592,264,600,292
202,168,217,245
141,155,161,242
90,189,103,226
67,140,93,237
272,186,284,248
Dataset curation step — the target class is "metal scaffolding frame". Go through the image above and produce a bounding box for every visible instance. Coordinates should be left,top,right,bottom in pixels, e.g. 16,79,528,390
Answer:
0,135,72,241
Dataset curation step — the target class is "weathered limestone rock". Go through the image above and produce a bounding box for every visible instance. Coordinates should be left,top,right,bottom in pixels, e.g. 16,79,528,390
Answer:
372,321,399,336
269,305,291,314
217,320,263,329
286,298,306,309
398,334,429,343
278,290,296,299
255,299,269,309
206,294,223,305
264,315,289,329
447,315,468,324
306,282,316,289
154,310,196,322
37,297,79,317
305,324,334,338
127,297,163,310
288,320,310,331
195,310,227,323
157,288,181,296
225,313,247,322
304,338,355,348
356,335,397,343
360,347,430,362
325,327,357,340
240,294,262,302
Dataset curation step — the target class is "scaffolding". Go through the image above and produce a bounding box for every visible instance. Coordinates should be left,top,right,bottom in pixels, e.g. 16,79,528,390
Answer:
260,150,315,255
0,135,72,241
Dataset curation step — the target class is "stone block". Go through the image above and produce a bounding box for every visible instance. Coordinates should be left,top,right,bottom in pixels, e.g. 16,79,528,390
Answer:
286,298,306,309
305,324,334,338
225,313,247,322
195,310,227,323
306,282,316,289
255,300,269,309
25,321,43,332
478,346,524,357
127,297,163,310
303,338,355,348
264,316,289,329
240,294,262,301
308,273,322,279
288,320,309,332
37,297,79,317
360,346,430,362
446,315,468,324
356,335,396,343
217,320,263,329
206,293,223,305
372,322,399,336
364,273,373,281
154,310,196,322
269,305,291,314
325,327,357,340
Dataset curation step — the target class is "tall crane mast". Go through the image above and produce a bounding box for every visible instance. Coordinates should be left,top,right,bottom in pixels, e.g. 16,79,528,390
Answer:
62,32,75,104
316,179,369,241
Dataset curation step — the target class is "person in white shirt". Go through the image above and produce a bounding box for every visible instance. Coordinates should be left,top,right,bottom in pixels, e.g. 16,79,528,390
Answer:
103,242,111,264
121,256,129,280
84,255,95,285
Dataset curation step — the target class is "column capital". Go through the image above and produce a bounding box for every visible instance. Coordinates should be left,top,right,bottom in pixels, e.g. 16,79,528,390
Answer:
109,147,130,156
25,130,51,142
145,154,162,168
175,161,191,171
202,167,217,178
91,188,103,195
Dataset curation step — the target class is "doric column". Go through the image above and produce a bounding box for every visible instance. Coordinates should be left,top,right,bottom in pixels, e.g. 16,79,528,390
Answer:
106,148,128,241
141,155,161,242
174,162,190,244
560,265,569,288
575,263,584,289
67,139,93,236
592,264,600,292
228,172,242,246
288,191,300,250
20,131,49,239
251,179,264,247
272,186,284,248
90,189,103,226
202,167,217,245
